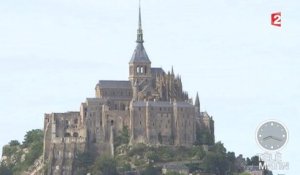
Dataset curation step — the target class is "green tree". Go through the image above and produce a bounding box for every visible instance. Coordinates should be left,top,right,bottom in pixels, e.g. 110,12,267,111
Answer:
24,141,43,166
119,162,131,172
191,146,206,160
22,129,43,148
226,151,236,172
201,142,230,175
9,140,20,146
0,163,12,175
195,130,214,145
166,172,182,175
202,152,229,174
211,142,226,155
141,165,160,175
264,170,273,175
2,145,18,157
145,151,160,162
246,156,259,166
115,126,130,147
92,155,118,175
128,143,147,156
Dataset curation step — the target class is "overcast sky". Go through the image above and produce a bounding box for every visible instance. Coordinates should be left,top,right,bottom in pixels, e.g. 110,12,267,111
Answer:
0,0,299,174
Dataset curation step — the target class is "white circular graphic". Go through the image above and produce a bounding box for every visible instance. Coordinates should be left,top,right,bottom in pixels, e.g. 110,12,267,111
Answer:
256,120,288,151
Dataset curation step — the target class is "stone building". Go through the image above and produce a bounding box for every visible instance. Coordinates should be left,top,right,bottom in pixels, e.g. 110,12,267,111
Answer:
43,4,214,175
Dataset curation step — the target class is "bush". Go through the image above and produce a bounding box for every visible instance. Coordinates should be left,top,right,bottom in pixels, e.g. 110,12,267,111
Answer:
128,143,147,156
2,145,18,157
1,129,44,174
92,155,118,175
141,165,161,175
114,126,130,147
9,140,20,146
24,141,43,166
22,129,43,148
195,130,214,145
0,163,13,175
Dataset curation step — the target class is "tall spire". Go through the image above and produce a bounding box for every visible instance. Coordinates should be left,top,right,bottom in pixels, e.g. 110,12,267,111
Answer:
137,0,144,43
195,92,200,113
129,0,150,64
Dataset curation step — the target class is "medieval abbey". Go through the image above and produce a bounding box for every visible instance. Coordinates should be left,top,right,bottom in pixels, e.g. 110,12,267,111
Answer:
43,4,214,175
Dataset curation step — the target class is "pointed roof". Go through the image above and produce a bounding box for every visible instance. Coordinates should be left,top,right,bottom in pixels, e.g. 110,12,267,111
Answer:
130,0,151,64
195,92,200,107
130,43,150,63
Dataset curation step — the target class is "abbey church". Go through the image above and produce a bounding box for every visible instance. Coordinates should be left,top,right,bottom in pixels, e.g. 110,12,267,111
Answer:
43,4,214,175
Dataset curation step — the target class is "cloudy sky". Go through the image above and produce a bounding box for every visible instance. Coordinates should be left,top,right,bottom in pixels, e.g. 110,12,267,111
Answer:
0,0,299,174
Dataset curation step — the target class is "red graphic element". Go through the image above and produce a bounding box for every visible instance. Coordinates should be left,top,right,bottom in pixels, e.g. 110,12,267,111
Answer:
271,12,281,27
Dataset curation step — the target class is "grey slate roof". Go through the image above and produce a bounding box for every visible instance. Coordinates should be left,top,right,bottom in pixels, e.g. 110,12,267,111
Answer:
148,101,173,107
129,43,151,63
174,102,194,107
86,98,107,104
97,80,131,89
151,67,165,76
132,101,173,107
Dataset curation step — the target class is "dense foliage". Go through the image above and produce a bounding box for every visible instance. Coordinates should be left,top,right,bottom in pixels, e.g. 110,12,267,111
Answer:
114,126,130,147
1,129,44,175
195,129,214,145
92,155,118,175
0,163,13,175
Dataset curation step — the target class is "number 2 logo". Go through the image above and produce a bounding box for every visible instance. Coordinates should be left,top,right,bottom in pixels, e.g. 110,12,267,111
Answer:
271,12,281,27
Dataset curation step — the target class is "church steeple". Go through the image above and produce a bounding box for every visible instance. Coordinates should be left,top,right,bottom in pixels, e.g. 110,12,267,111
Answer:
129,0,150,64
137,0,144,43
129,0,151,83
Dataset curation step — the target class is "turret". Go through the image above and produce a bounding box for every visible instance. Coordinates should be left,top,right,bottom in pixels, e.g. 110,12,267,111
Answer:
195,92,200,113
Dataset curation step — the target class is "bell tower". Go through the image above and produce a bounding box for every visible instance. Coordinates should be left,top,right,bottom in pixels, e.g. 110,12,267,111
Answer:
129,1,151,84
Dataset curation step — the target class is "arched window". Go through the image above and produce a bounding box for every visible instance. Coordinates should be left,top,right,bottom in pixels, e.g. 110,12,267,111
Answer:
73,132,78,137
141,67,144,73
121,104,126,110
111,120,114,126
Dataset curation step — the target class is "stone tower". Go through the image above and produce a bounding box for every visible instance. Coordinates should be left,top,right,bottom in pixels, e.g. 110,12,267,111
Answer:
129,2,152,85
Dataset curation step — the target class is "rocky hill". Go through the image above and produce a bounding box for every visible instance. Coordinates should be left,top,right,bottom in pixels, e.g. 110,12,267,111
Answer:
1,129,272,175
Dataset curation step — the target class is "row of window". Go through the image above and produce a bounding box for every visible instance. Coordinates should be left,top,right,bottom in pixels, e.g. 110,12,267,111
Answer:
101,90,132,96
137,107,192,112
136,66,147,74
